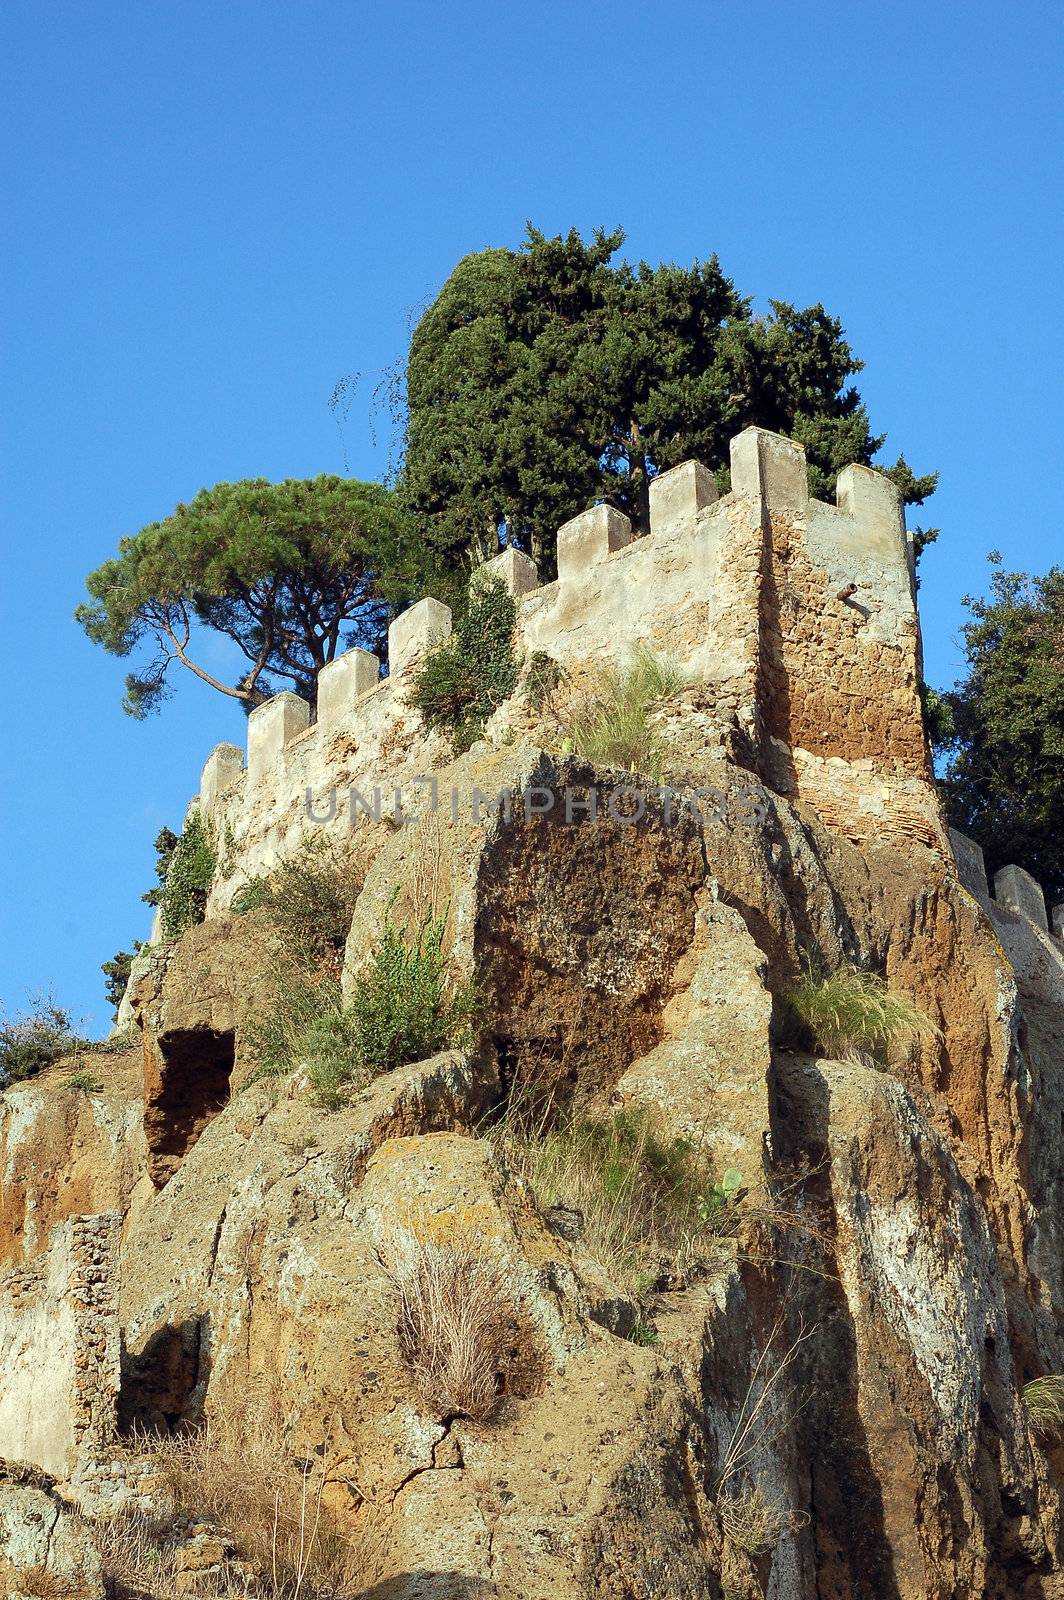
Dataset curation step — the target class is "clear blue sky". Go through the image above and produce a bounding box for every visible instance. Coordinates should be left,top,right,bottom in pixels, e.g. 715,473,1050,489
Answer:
1,0,1061,1032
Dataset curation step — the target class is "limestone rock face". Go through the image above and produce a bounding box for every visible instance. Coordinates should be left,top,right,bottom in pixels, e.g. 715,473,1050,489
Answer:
0,1464,104,1599
7,745,1064,1597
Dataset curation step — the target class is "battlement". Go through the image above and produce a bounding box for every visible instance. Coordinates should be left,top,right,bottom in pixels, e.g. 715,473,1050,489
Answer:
172,426,949,910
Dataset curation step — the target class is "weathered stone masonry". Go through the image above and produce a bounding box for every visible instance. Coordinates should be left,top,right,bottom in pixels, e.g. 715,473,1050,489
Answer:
0,1212,120,1477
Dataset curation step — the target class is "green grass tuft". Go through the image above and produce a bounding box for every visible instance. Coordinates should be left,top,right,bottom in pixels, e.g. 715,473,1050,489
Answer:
557,646,684,780
784,961,940,1065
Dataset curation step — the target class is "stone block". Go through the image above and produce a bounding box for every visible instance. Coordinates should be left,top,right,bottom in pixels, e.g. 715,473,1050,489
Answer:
1053,905,1064,941
199,743,244,815
649,459,718,535
949,828,989,905
317,648,379,727
837,462,906,558
556,504,634,583
247,692,310,785
993,864,1048,931
730,426,809,509
478,546,540,596
388,597,452,678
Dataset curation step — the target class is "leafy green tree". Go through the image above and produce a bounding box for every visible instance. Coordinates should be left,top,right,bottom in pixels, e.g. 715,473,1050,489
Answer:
78,477,421,716
938,557,1064,902
102,944,143,1018
402,227,937,573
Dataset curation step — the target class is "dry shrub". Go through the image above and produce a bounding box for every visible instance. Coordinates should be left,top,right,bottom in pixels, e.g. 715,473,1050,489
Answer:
389,1232,543,1424
717,1479,806,1555
98,1393,381,1599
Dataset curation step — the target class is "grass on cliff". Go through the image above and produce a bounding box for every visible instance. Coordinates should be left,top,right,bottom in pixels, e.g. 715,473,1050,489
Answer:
1022,1374,1064,1437
96,1395,387,1598
491,1100,739,1291
783,960,940,1066
552,645,685,780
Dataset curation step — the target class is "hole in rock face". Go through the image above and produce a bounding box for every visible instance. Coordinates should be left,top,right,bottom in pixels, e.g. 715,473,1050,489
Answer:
143,1027,234,1187
118,1316,209,1433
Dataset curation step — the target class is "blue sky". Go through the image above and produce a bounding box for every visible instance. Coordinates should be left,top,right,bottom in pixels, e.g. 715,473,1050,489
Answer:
1,0,1061,1032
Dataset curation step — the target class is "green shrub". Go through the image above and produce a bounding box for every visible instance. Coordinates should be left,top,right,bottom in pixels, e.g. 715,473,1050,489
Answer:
1022,1375,1064,1437
0,998,76,1085
64,1068,103,1093
558,646,684,780
159,810,217,940
142,826,179,908
408,574,519,751
351,904,479,1076
102,942,143,1018
784,961,940,1065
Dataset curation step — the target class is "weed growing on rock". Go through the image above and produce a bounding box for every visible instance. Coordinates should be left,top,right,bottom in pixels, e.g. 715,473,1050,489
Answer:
784,960,940,1066
1022,1374,1064,1437
159,809,217,941
351,902,479,1077
408,573,519,751
717,1479,805,1556
554,645,684,779
64,1068,103,1092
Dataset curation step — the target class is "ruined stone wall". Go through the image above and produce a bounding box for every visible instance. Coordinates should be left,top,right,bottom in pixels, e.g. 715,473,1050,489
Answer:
0,1212,120,1477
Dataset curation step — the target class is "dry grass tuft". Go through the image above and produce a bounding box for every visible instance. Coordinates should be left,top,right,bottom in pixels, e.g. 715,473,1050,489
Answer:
1022,1374,1064,1437
717,1479,806,1555
389,1232,542,1424
784,961,940,1066
96,1393,381,1599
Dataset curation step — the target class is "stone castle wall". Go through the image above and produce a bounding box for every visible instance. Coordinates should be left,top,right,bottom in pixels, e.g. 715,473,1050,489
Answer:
145,423,1057,939
177,425,946,910
0,1212,120,1477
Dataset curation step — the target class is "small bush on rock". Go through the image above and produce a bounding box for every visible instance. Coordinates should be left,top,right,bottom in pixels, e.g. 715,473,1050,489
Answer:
408,574,519,751
0,997,77,1085
351,902,479,1076
784,960,940,1065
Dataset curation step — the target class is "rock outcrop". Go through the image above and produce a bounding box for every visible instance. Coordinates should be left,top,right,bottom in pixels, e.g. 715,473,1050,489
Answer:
6,427,1064,1596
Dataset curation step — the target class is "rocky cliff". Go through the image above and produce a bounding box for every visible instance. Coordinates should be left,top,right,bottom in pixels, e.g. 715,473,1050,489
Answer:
4,432,1064,1599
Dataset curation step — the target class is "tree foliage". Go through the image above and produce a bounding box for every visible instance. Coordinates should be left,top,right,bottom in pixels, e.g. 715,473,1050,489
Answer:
938,557,1064,902
78,476,420,716
402,226,937,573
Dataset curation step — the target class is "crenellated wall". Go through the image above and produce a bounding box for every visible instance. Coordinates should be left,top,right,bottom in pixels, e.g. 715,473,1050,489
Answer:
154,423,1057,930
